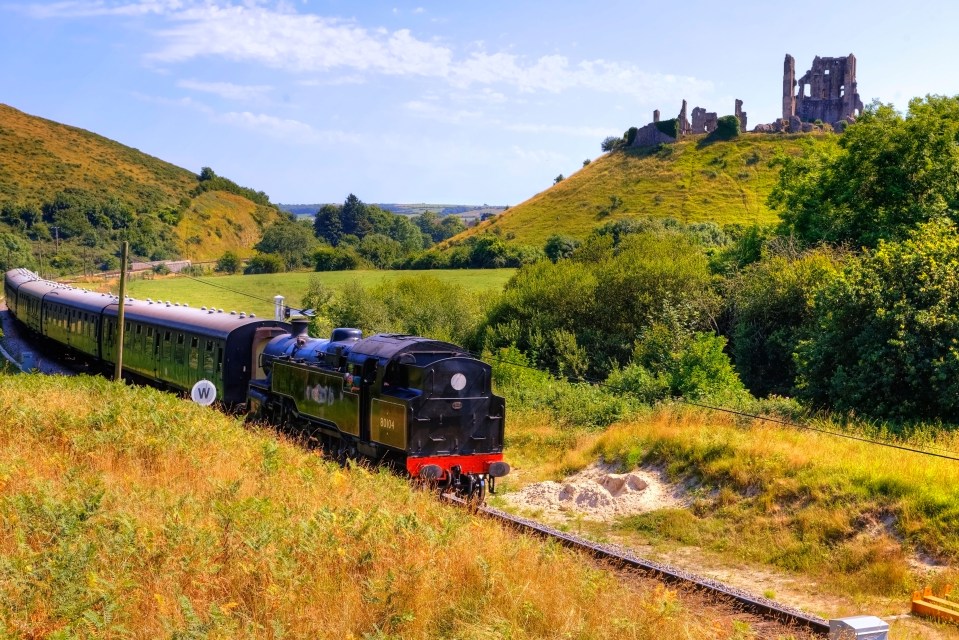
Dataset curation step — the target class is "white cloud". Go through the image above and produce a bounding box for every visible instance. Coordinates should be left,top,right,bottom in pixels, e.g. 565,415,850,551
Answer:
177,79,272,101
503,122,612,138
24,1,712,101
216,111,362,145
403,100,482,124
16,0,186,18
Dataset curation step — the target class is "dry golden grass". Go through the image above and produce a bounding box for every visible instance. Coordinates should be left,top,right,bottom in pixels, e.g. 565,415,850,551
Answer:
500,404,959,602
0,374,772,638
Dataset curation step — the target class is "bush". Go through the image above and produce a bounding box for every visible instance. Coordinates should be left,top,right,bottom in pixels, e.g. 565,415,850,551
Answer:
244,253,285,274
704,115,740,141
313,246,365,271
215,251,241,274
654,118,680,140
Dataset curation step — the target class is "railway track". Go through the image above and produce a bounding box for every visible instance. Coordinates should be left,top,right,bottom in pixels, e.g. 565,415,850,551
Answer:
444,494,832,637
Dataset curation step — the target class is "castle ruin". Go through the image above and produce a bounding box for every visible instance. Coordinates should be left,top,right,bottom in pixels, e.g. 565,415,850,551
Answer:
783,53,863,124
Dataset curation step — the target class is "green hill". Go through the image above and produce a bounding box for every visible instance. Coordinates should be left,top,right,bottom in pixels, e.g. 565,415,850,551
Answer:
451,133,836,248
0,103,285,268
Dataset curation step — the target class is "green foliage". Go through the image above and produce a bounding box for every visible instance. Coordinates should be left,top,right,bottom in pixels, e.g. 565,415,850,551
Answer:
728,246,842,397
543,234,580,263
600,136,623,153
312,195,431,268
244,253,285,274
624,127,639,146
254,220,317,270
796,219,959,421
318,276,487,345
490,346,637,428
215,251,241,274
313,245,365,271
357,233,403,269
417,235,543,270
704,115,740,142
553,174,565,184
771,96,959,248
654,118,680,140
608,328,748,405
582,158,591,167
481,227,719,378
194,167,274,208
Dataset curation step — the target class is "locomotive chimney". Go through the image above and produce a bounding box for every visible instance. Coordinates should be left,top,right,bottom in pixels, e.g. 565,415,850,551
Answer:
291,318,310,339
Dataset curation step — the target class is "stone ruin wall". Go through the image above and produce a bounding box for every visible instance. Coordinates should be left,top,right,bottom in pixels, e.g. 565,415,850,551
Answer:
758,53,864,133
628,52,862,147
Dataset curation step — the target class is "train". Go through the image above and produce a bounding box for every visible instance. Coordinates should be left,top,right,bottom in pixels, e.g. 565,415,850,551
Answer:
3,268,509,501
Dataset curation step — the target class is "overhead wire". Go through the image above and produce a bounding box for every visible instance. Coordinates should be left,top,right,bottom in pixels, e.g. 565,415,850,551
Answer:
174,271,959,462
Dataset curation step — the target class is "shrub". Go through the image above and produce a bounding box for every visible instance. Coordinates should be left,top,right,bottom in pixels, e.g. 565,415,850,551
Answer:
244,253,284,274
215,251,241,274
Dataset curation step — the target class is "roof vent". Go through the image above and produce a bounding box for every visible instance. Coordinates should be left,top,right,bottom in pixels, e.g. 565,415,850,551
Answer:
218,309,224,313
239,312,246,318
201,306,207,311
147,298,152,303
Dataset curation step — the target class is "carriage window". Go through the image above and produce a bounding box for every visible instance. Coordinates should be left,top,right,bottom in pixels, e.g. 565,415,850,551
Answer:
191,336,198,348
205,340,214,352
136,325,142,335
177,334,184,345
125,322,130,332
216,346,223,374
164,331,171,342
147,327,154,338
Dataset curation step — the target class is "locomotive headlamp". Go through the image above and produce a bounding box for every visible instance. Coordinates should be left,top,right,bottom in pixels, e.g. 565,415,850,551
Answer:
451,373,466,390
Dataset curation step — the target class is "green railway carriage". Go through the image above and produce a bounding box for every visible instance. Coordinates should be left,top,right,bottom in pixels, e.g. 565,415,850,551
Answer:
3,269,290,405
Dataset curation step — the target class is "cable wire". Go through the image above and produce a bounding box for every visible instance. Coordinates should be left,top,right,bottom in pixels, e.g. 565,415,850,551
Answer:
175,273,959,461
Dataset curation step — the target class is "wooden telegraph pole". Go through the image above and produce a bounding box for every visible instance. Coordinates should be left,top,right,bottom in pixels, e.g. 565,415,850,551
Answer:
114,241,128,382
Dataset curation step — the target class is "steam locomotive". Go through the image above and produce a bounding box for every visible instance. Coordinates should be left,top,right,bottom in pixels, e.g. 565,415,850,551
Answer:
3,268,509,500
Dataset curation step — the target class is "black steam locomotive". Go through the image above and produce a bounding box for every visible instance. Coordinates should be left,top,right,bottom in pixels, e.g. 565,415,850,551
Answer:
3,268,509,500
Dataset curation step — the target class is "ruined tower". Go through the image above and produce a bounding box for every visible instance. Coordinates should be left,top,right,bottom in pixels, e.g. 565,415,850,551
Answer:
783,53,863,124
782,54,796,120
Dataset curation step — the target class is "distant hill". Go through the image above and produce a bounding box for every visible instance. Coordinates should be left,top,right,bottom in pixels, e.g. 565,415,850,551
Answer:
280,202,506,223
444,134,835,248
0,103,286,269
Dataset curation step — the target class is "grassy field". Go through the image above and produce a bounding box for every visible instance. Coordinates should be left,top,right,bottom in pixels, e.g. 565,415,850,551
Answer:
0,373,764,638
447,133,835,248
107,269,516,318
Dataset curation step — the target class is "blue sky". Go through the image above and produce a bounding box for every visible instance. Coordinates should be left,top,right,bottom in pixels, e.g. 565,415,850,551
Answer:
2,1,959,206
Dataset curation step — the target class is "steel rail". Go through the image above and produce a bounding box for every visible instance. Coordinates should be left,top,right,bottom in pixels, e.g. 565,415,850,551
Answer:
445,494,832,636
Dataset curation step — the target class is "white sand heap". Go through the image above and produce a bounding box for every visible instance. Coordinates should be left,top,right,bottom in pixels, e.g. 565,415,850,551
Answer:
504,464,687,523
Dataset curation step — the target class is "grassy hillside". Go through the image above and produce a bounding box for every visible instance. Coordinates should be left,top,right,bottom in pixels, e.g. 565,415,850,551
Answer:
452,133,836,248
0,103,285,264
0,373,752,638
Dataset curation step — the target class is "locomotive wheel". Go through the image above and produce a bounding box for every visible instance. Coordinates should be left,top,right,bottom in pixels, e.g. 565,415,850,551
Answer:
466,477,487,507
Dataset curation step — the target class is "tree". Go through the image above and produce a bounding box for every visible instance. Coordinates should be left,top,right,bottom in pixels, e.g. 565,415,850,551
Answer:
255,220,316,270
601,136,623,152
771,96,959,248
796,219,959,421
244,253,285,274
313,203,344,246
553,174,565,184
340,193,373,239
728,247,842,397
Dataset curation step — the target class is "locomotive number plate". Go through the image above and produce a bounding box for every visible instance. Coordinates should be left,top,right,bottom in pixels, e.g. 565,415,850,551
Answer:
371,398,408,450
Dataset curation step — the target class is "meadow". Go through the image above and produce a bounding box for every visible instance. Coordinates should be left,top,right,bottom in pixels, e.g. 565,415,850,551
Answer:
0,373,760,639
103,268,516,319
